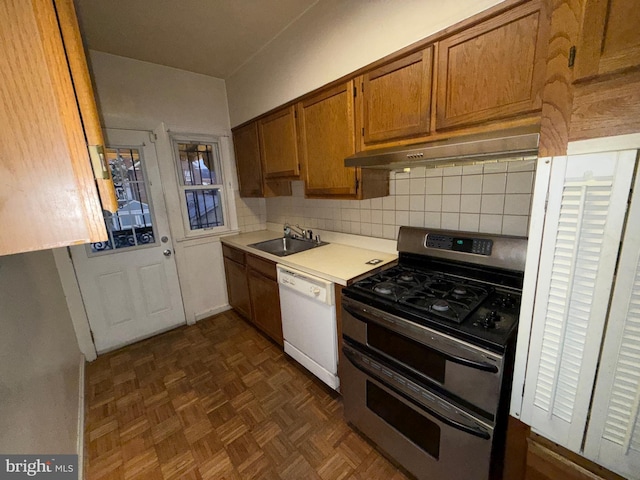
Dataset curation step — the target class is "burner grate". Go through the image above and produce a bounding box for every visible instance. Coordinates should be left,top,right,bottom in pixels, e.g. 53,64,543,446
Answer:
349,265,493,324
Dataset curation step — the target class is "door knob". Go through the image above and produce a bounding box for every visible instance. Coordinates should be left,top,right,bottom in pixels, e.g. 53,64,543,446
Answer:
163,249,172,257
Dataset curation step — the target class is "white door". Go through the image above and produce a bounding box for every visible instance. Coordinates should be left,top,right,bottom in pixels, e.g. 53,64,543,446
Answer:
71,129,185,353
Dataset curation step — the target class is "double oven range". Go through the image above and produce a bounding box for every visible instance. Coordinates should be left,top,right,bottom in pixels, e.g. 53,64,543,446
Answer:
341,227,527,480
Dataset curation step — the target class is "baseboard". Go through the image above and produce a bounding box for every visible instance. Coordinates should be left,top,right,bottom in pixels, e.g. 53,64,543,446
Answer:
194,304,231,322
77,355,86,480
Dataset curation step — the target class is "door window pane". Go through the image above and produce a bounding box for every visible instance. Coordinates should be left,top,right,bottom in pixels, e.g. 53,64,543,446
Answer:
185,189,224,230
91,148,156,253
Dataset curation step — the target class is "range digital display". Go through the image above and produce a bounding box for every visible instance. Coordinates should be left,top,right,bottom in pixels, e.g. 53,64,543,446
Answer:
425,234,493,256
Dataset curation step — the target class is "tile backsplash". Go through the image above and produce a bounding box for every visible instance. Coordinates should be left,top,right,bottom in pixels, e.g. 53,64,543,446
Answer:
235,193,267,232
239,158,536,239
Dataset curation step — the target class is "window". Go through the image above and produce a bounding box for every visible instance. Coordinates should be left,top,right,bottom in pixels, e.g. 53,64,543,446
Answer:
172,138,229,235
90,147,156,253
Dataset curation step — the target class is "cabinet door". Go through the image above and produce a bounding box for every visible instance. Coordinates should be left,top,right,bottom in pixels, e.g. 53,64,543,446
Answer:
584,157,640,480
436,1,548,129
54,0,118,213
233,122,265,197
298,81,357,197
0,0,106,256
247,269,283,346
520,152,635,452
223,257,251,320
232,122,292,198
360,47,433,145
574,0,640,81
258,106,300,180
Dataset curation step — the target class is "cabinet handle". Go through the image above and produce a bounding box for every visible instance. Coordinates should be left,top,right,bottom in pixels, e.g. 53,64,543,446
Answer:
89,145,109,180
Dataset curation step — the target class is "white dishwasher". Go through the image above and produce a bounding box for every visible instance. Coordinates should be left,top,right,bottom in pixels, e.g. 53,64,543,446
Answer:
276,265,339,390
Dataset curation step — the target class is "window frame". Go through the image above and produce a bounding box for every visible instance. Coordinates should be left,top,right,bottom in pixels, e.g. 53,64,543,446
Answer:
171,134,232,238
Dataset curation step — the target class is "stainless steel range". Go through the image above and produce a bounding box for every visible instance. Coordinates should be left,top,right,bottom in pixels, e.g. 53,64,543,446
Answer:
341,227,527,480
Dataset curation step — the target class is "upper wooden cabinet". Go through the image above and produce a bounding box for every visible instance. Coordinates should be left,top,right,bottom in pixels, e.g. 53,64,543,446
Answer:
232,121,291,198
574,0,640,81
0,0,116,256
358,47,434,147
298,81,357,197
436,1,549,130
55,0,118,214
297,81,388,199
258,106,300,180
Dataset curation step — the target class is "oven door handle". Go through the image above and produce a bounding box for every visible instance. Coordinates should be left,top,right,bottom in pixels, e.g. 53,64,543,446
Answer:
343,347,491,440
343,304,499,374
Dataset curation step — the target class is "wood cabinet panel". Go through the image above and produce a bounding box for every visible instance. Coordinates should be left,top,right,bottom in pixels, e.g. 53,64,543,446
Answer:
258,106,300,180
248,269,283,346
247,254,277,281
298,81,357,197
570,69,640,141
538,0,584,157
524,436,625,480
222,245,283,346
223,256,251,320
232,122,292,198
222,244,245,265
360,47,433,145
0,0,107,256
574,0,640,81
436,1,549,130
54,0,117,213
233,122,265,197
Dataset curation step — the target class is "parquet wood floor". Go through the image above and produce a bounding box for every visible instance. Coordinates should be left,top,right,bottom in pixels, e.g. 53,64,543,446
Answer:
85,311,411,480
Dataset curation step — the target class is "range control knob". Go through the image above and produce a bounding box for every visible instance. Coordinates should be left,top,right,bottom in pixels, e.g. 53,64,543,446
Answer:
482,311,500,329
311,287,321,296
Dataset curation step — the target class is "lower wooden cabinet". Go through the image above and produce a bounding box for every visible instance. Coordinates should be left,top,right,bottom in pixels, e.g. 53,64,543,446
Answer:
503,417,625,480
222,246,251,319
524,435,625,480
247,264,283,346
222,244,283,346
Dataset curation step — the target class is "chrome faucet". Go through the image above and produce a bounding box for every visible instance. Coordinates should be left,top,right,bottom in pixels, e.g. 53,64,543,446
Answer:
284,223,307,239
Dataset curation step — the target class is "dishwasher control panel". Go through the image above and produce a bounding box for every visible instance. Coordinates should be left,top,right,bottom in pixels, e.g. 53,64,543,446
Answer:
276,265,334,305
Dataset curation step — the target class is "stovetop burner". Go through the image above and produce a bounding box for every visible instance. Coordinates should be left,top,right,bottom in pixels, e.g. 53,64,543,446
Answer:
372,282,409,301
345,262,522,351
354,265,493,324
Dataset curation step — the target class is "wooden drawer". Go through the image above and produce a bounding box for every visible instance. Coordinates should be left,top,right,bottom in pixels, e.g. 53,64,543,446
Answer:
222,244,245,265
247,254,277,280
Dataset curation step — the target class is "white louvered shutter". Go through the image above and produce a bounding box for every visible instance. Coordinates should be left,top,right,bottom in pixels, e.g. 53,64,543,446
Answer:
584,152,640,480
521,152,636,452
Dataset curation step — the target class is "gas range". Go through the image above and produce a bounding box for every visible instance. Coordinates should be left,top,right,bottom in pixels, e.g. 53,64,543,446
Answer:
340,227,528,480
344,258,523,353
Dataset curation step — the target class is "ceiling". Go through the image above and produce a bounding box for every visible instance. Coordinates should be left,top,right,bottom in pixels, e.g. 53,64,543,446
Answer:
74,0,319,79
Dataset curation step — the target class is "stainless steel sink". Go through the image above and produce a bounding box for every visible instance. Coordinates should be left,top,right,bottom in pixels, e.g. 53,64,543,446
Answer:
249,237,328,257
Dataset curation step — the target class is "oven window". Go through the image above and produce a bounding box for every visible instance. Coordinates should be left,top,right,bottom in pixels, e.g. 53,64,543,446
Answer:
368,323,446,384
367,381,441,459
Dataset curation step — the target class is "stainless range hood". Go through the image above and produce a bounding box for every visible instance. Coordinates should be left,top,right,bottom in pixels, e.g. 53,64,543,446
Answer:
344,127,540,169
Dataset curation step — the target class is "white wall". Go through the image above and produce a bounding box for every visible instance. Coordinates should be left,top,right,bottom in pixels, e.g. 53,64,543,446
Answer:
227,0,504,126
0,250,81,453
89,50,230,133
89,51,236,324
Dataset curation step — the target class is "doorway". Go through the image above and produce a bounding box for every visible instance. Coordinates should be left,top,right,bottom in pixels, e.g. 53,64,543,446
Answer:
70,129,185,353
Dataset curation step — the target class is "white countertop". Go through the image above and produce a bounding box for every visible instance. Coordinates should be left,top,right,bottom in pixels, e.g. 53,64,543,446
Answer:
221,230,397,286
